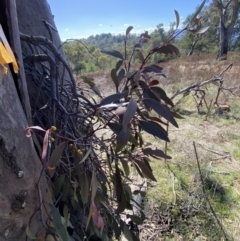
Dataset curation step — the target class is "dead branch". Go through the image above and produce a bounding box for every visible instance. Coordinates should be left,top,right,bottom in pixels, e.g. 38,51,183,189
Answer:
171,63,233,100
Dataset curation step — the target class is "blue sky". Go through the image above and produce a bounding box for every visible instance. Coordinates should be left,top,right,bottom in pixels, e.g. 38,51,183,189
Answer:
47,0,205,40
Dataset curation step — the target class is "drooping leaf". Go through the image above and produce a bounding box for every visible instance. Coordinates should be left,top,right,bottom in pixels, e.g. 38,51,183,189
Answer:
170,111,185,119
91,201,104,231
116,127,131,152
115,163,126,213
79,148,91,164
142,98,178,128
122,99,137,129
126,26,133,37
134,159,157,181
151,86,174,107
136,50,144,63
111,68,119,89
123,223,133,241
81,76,95,87
41,129,54,170
127,214,144,225
26,225,37,240
167,44,180,56
101,50,124,60
121,222,134,241
155,45,174,56
117,68,125,85
80,172,89,204
134,43,142,49
48,142,66,177
50,204,69,241
91,171,98,201
189,0,206,26
142,111,168,126
139,81,159,101
120,159,130,176
174,10,180,29
54,175,65,197
188,26,210,34
143,147,171,159
142,64,164,74
100,91,128,106
24,125,46,138
149,79,159,86
115,60,123,72
139,120,170,142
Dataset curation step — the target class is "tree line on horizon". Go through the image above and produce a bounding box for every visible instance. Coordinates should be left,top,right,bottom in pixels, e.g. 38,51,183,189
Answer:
63,0,240,75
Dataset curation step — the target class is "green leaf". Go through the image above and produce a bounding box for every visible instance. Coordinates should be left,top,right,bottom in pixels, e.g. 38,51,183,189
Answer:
101,50,124,60
79,148,91,164
54,175,65,197
139,120,170,142
134,159,157,181
143,147,171,159
48,142,66,177
50,204,69,241
136,49,144,63
174,10,180,29
91,171,98,201
100,91,128,106
115,163,126,213
142,98,178,128
80,172,89,204
26,225,36,240
123,223,133,241
126,26,133,37
122,99,137,129
120,159,130,176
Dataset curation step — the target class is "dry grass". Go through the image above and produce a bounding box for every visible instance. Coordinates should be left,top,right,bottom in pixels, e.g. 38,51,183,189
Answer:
78,53,240,240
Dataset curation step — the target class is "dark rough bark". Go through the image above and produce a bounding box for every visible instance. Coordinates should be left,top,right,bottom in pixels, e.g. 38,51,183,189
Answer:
0,0,66,240
214,0,240,60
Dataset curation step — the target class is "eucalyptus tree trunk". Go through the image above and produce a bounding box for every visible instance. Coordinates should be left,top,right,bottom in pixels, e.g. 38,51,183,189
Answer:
0,0,63,240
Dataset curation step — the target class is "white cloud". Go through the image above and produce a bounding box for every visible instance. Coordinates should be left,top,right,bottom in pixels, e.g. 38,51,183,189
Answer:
124,23,128,26
99,24,103,27
65,29,68,31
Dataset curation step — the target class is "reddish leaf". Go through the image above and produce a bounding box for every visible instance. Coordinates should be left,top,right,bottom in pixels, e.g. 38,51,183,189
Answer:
149,80,159,86
41,130,54,170
114,106,126,116
155,45,174,56
91,201,104,230
24,126,46,137
167,44,180,56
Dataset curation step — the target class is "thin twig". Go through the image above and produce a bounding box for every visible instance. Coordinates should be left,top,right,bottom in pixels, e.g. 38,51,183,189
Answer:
193,141,228,240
